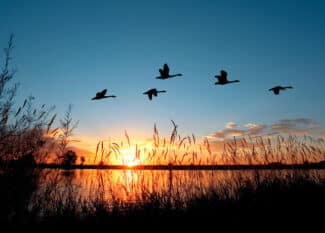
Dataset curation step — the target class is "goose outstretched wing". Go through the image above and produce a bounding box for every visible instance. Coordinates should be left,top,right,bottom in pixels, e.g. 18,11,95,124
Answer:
163,64,170,76
100,89,107,96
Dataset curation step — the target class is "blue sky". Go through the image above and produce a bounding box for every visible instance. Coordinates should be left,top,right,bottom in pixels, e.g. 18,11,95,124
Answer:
1,0,324,145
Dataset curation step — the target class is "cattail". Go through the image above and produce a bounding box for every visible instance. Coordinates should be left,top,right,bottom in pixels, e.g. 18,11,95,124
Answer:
178,137,187,149
192,134,196,144
15,107,21,117
51,127,59,135
38,111,46,120
95,141,100,163
47,114,57,133
125,130,130,148
23,99,27,108
112,142,120,149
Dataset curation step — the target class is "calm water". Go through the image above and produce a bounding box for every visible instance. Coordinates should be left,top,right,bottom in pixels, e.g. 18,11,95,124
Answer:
32,168,324,210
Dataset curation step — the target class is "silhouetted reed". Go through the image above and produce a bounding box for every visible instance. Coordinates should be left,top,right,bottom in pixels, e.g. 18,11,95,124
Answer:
95,121,325,166
15,169,323,231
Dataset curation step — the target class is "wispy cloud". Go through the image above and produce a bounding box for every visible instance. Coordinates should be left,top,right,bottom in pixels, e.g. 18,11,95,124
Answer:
226,122,237,129
209,128,245,139
208,118,322,140
245,123,267,135
271,118,317,135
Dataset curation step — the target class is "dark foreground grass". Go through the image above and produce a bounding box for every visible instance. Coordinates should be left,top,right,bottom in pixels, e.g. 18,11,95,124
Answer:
1,170,324,232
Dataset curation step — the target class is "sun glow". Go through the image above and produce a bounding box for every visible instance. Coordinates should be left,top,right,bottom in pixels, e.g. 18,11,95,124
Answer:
120,147,140,167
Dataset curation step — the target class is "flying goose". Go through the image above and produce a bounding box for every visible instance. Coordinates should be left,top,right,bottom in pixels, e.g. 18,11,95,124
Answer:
91,89,116,100
143,88,166,100
215,70,239,85
269,86,293,95
156,64,182,79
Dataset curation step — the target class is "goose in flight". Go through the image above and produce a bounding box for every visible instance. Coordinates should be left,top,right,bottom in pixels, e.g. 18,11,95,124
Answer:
143,88,166,100
269,86,293,95
91,89,116,100
156,63,182,79
215,70,239,85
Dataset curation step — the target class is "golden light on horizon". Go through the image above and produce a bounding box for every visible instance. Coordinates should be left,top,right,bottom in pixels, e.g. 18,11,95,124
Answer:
120,147,140,167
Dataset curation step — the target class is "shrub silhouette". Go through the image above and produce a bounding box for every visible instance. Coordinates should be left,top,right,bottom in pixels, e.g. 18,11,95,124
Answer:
0,35,56,164
0,35,55,228
61,150,77,167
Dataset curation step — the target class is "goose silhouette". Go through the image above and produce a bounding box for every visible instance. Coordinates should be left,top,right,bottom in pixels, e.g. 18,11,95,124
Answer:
91,89,116,100
269,86,293,95
215,70,239,85
156,64,182,79
143,88,166,100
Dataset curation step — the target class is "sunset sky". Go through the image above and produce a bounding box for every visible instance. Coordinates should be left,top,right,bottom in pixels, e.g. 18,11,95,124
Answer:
1,0,324,150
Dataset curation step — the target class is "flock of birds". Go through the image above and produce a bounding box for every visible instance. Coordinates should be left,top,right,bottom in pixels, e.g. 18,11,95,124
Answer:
91,63,293,101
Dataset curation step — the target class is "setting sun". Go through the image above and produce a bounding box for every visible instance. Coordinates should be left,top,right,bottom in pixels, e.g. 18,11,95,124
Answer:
120,147,140,167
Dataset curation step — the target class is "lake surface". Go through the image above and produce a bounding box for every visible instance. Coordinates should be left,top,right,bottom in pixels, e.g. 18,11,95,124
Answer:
32,168,324,211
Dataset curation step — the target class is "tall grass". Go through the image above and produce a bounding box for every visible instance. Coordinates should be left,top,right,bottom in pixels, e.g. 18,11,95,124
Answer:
23,169,324,230
221,135,325,165
95,121,325,166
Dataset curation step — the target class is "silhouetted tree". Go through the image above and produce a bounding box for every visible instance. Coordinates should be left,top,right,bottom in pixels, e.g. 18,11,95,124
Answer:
80,156,85,165
0,34,18,159
0,35,56,164
61,150,77,167
0,35,53,226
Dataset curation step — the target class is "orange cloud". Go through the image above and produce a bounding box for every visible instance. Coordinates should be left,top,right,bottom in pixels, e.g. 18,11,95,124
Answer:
271,118,317,135
208,118,322,140
226,122,237,129
209,122,266,140
245,123,266,135
209,128,245,139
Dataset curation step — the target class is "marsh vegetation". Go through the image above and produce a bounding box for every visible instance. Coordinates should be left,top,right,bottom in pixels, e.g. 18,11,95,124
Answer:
0,36,324,231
